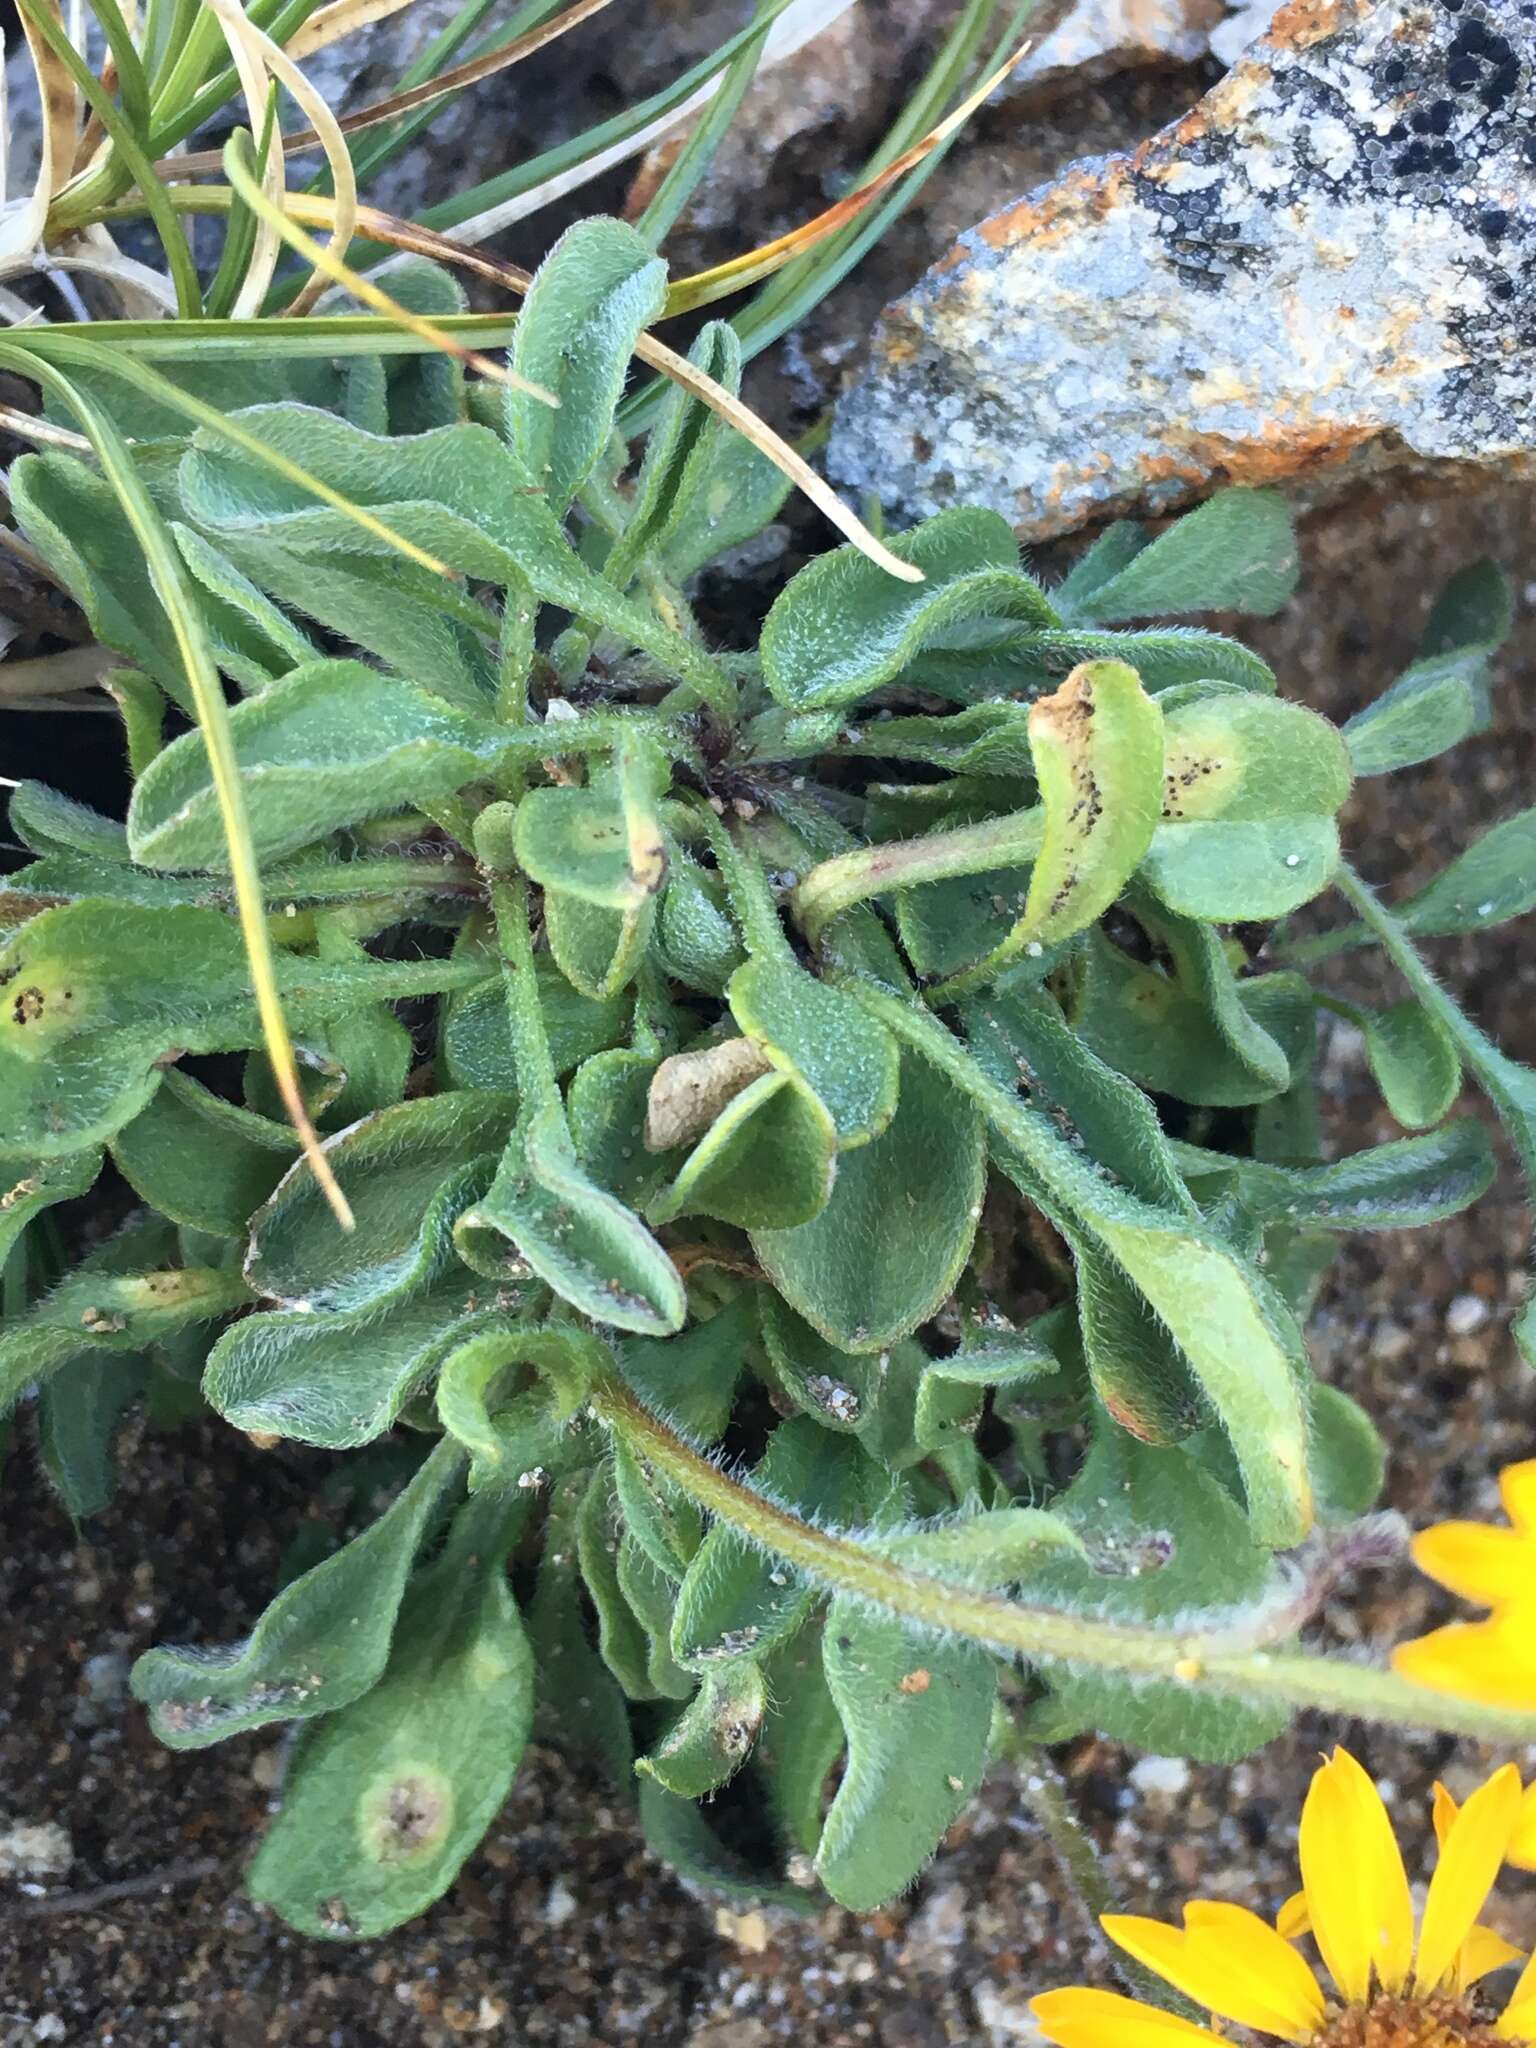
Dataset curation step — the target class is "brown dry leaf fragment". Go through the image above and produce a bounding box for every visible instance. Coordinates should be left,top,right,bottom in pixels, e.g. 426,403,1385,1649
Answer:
644,1037,772,1153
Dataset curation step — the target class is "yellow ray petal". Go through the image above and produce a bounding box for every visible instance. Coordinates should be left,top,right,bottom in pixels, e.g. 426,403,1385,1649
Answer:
1434,1781,1460,1849
1501,1954,1536,2040
1394,1617,1536,1711
1299,1748,1414,2002
1501,1460,1536,1532
1102,1906,1324,2041
1511,1783,1536,1873
1417,1763,1523,1993
1277,1890,1310,1941
1411,1523,1534,1607
1457,1924,1526,1992
1030,1988,1223,2048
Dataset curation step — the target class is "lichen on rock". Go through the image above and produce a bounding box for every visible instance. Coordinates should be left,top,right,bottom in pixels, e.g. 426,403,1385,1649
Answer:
830,0,1535,539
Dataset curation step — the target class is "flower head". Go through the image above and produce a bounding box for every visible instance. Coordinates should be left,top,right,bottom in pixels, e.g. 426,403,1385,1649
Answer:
1031,1750,1534,2048
1393,1461,1536,1713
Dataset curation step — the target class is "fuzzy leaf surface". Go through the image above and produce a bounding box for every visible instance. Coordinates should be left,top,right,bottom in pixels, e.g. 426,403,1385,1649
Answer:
131,1438,462,1747
761,508,1056,712
754,1049,983,1353
249,1495,534,1938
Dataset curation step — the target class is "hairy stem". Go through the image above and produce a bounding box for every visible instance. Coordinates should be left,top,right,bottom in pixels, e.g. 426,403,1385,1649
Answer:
1008,1745,1190,2014
591,1368,1536,1743
792,807,1044,948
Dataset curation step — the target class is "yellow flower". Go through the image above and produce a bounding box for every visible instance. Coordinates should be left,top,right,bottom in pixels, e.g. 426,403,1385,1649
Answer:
1439,1777,1536,1879
1031,1750,1534,2048
1393,1461,1536,1712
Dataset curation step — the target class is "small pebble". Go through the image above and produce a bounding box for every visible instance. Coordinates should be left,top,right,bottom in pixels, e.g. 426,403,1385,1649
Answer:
714,1907,771,1953
544,1877,578,1927
1130,1756,1192,1800
1446,1292,1491,1337
0,1819,72,1879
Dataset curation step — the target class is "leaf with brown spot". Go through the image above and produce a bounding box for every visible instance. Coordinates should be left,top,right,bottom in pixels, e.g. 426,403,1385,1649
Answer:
249,1487,535,1939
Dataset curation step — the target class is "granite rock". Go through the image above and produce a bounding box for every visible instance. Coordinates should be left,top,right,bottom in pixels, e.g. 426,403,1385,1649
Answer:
830,0,1536,539
1009,0,1232,95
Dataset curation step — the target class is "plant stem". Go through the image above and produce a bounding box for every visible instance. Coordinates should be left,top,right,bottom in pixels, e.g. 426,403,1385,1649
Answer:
1276,922,1369,966
590,1366,1536,1744
488,875,562,1125
498,572,536,728
1009,1746,1191,2013
1333,860,1536,1361
792,807,1044,948
687,800,794,962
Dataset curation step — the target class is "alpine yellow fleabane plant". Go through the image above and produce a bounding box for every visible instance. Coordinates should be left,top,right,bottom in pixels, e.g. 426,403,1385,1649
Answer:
1394,1461,1536,1713
1032,1749,1536,2047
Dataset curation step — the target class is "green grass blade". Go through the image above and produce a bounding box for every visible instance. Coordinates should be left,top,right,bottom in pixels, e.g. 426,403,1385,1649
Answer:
149,0,329,152
325,0,561,194
415,0,799,237
633,1,774,248
0,336,353,1224
620,0,1008,436
203,90,280,318
20,0,202,310
87,0,152,140
19,310,522,360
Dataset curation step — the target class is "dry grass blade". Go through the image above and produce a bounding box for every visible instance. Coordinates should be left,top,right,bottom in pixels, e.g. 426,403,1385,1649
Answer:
206,0,287,314
270,192,919,582
26,232,180,315
640,325,920,580
664,23,1051,316
22,0,79,197
0,645,114,696
0,341,357,1229
223,146,557,401
161,0,619,177
287,0,420,61
423,0,853,248
202,0,357,317
0,401,91,447
2,0,75,267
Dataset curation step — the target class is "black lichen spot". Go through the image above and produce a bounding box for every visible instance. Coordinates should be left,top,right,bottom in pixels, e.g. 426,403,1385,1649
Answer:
12,986,45,1026
1393,139,1436,174
1479,207,1511,240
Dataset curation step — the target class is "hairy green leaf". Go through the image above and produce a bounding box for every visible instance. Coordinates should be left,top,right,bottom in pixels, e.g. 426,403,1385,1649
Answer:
112,1071,296,1238
130,1437,463,1748
508,217,668,516
128,661,524,869
249,1491,534,1938
815,1604,996,1910
1063,491,1298,623
754,1048,983,1353
1362,1000,1463,1129
456,1111,686,1335
1032,1423,1293,1759
0,903,489,1159
204,1269,505,1448
247,1092,516,1313
1143,694,1352,919
761,507,1057,712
